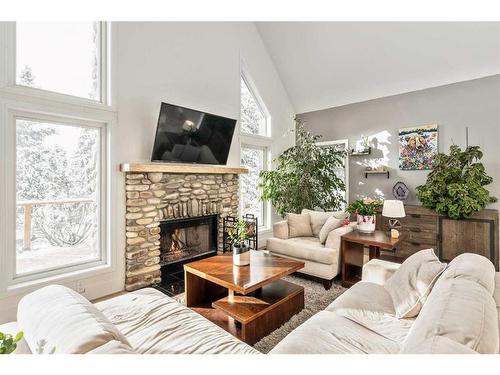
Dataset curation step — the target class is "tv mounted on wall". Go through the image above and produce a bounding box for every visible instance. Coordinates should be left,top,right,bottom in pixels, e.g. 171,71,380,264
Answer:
151,102,237,165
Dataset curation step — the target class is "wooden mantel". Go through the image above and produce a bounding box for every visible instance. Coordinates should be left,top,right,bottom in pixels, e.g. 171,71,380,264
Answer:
120,162,248,174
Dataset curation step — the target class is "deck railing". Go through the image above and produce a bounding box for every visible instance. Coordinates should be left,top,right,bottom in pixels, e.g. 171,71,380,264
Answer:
17,198,94,250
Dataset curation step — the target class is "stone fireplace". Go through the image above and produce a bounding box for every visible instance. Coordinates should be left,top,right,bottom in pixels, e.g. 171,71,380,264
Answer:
120,163,247,291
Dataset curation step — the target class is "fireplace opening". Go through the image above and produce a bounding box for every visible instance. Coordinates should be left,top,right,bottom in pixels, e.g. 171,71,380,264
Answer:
156,215,218,296
159,215,218,267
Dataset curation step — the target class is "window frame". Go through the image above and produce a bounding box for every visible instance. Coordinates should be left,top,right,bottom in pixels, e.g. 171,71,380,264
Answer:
239,66,272,231
240,143,270,230
5,109,110,287
1,22,111,109
240,71,271,138
0,22,115,297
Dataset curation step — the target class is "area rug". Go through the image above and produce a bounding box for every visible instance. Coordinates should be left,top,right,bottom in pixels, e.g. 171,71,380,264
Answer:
174,275,346,353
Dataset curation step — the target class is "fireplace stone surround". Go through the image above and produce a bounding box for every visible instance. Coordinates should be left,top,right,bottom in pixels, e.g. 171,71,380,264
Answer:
120,163,247,291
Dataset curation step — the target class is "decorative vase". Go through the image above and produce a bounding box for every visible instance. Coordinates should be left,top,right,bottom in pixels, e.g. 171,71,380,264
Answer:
233,244,250,266
357,215,376,233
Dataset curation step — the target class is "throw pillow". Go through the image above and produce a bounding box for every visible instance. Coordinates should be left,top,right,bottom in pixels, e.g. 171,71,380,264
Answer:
301,209,348,237
287,213,313,238
318,216,342,244
384,248,446,319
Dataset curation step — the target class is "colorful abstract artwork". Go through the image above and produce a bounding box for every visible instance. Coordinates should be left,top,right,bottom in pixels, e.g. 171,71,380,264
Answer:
399,124,438,170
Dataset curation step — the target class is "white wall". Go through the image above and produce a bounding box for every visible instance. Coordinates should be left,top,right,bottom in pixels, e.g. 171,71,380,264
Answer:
0,22,295,323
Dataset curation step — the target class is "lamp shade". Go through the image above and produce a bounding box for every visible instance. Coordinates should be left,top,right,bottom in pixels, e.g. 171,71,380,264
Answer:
382,200,406,218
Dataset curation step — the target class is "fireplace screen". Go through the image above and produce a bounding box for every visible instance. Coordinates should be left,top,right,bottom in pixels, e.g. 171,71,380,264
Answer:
159,215,217,265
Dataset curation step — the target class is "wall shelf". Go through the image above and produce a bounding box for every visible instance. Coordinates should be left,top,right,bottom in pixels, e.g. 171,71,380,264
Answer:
365,170,390,179
350,147,371,156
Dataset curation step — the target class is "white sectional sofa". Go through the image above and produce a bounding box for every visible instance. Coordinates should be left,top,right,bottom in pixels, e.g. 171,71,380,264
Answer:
271,253,500,354
1,286,259,354
266,209,355,288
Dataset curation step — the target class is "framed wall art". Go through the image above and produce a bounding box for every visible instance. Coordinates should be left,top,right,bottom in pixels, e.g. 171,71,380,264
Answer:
399,124,438,170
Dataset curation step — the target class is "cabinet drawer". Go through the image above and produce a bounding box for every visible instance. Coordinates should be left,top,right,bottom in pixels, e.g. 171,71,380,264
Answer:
402,229,437,243
401,214,437,227
395,240,438,258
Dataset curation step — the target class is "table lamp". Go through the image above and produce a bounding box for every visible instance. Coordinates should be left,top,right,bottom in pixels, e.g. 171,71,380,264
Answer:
382,200,406,238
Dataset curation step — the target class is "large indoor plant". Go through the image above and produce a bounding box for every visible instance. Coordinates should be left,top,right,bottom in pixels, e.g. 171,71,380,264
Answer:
259,119,346,217
416,145,497,219
346,197,383,233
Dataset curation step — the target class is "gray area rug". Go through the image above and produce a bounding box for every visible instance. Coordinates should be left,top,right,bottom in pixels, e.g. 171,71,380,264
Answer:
253,275,346,353
174,275,346,353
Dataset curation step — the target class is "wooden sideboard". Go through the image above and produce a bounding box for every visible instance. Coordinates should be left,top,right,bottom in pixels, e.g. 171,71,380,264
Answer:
376,205,499,270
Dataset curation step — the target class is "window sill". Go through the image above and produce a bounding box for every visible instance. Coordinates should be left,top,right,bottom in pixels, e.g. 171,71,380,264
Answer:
3,261,114,298
0,85,116,113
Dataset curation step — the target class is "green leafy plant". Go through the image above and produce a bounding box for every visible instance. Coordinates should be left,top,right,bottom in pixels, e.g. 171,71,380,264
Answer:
0,331,23,354
259,119,346,217
346,197,383,217
416,145,497,219
227,219,250,248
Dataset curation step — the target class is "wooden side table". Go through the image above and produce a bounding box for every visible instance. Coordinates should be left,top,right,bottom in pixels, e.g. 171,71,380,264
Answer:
340,230,403,287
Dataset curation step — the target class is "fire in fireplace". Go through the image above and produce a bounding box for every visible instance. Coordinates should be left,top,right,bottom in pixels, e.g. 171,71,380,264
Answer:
159,215,218,267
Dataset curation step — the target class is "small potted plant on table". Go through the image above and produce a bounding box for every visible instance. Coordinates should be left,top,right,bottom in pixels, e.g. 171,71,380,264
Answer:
228,219,251,266
347,197,383,234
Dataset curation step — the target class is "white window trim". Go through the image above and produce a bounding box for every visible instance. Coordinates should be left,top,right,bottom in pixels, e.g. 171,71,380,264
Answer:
0,22,114,111
316,139,350,207
240,67,272,138
240,143,271,230
4,109,110,290
0,23,116,298
239,63,273,231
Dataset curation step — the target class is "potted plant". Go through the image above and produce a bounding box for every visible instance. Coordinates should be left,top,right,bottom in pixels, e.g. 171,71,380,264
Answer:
259,119,346,217
346,197,383,233
416,145,497,219
0,330,23,354
227,219,250,266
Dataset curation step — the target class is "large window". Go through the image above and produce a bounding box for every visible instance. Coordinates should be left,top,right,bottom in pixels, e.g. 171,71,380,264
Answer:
16,22,104,101
0,22,112,291
15,117,103,276
240,76,268,136
239,73,271,228
240,145,266,226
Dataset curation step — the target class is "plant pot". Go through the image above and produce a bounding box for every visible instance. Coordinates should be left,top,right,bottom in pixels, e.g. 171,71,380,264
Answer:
357,215,376,233
233,245,250,266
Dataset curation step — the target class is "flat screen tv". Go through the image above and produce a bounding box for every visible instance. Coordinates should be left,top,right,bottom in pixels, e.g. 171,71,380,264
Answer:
151,102,237,165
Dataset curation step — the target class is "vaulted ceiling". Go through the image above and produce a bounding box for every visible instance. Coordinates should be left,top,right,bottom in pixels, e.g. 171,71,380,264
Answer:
256,22,500,114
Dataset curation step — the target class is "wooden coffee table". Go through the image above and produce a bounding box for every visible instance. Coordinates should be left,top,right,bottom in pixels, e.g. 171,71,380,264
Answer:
184,250,305,345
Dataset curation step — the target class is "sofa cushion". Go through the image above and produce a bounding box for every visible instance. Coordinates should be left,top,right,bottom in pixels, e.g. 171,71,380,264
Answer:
17,285,130,354
326,281,413,343
439,252,495,294
362,259,401,286
87,340,136,354
402,336,478,354
301,209,347,237
318,216,342,244
384,248,446,318
286,213,313,238
270,311,401,354
402,254,499,354
95,288,259,354
266,237,336,265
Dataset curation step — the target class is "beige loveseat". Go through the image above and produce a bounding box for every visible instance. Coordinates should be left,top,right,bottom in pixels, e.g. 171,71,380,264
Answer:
266,209,355,288
271,253,500,354
0,286,259,354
